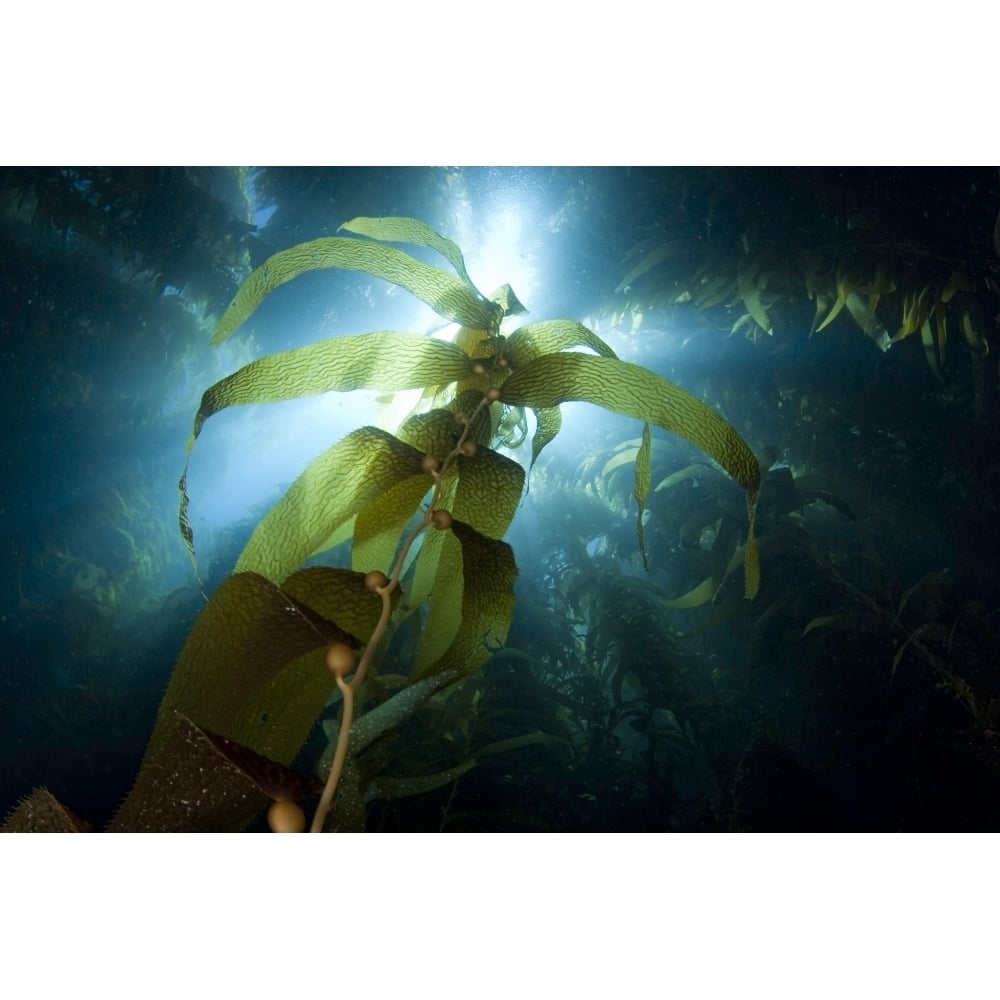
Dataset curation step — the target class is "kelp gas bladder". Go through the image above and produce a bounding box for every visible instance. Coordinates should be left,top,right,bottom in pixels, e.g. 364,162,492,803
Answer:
5,217,763,833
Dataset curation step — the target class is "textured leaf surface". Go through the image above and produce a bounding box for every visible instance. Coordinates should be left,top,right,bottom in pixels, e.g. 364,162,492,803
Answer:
111,569,381,831
2,787,94,833
452,444,525,539
488,283,528,317
530,406,562,467
634,423,652,570
500,352,761,597
397,407,465,460
135,572,355,771
230,567,393,761
280,566,389,643
110,713,320,833
405,510,452,616
396,406,524,539
231,647,333,763
190,332,475,444
211,236,499,345
340,215,478,289
328,669,462,761
413,530,464,672
503,320,618,369
352,473,431,575
235,426,427,584
412,519,518,680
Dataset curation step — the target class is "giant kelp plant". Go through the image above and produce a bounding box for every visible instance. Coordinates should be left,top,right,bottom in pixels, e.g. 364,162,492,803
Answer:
4,215,764,832
7,169,1000,832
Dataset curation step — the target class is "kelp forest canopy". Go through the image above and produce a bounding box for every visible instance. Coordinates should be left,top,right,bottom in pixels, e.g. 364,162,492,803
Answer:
615,168,998,377
2,166,1000,833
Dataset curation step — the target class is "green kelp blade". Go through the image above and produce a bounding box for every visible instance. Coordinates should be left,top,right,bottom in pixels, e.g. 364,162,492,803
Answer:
920,317,944,382
114,570,385,831
488,283,528,318
615,242,682,294
404,496,453,617
370,759,479,802
398,404,524,540
340,215,478,291
496,404,529,448
499,319,618,468
231,646,336,765
529,406,562,468
655,462,713,492
663,575,717,609
960,309,989,355
211,237,500,345
189,332,475,446
412,529,465,674
500,353,761,598
319,669,463,791
411,519,518,681
692,273,734,310
235,426,429,585
352,473,433,576
664,540,741,610
737,259,773,335
503,320,618,369
392,408,463,617
600,442,642,478
397,406,466,462
179,334,476,577
800,613,854,639
281,566,391,640
227,566,396,762
845,291,892,352
634,423,652,571
451,442,525,540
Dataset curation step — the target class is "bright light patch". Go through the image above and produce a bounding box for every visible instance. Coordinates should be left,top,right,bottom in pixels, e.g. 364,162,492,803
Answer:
187,387,394,531
465,203,537,306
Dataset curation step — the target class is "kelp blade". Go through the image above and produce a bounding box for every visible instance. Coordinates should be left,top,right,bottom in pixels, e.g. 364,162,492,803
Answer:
110,572,367,831
503,320,618,369
634,423,652,570
211,236,499,345
110,713,318,833
235,426,429,585
132,572,356,769
2,787,94,832
500,352,761,598
179,333,475,577
411,519,518,681
340,215,477,290
189,332,475,446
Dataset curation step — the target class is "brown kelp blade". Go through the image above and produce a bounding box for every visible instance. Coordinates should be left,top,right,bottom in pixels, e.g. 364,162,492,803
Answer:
109,713,320,833
1,787,95,833
118,569,367,827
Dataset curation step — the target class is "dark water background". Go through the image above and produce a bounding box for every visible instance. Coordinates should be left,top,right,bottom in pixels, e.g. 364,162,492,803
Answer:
3,166,999,831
